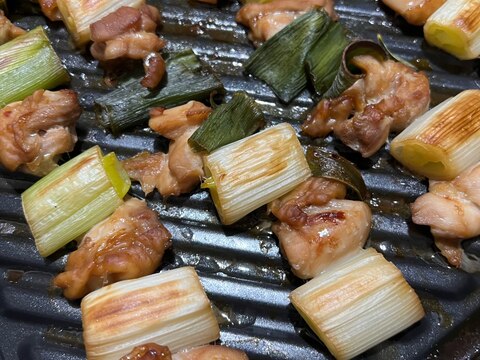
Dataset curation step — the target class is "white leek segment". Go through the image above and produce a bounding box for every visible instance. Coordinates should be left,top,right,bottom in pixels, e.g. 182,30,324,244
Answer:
390,90,480,180
22,146,131,257
202,123,311,225
56,0,145,46
424,0,480,60
81,267,220,360
290,248,424,360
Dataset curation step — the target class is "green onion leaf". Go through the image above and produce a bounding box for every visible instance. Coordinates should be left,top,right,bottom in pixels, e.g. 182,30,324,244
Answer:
95,49,225,135
0,26,70,108
323,40,387,99
306,146,367,200
189,92,265,153
377,34,417,70
244,9,332,103
306,22,349,96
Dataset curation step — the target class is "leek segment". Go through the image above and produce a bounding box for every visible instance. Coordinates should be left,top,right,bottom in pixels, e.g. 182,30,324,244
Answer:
0,26,70,107
202,123,311,225
390,90,480,180
82,267,220,360
290,248,424,360
22,146,130,257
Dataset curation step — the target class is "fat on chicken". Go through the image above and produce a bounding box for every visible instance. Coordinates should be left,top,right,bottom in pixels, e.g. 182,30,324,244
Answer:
0,10,26,44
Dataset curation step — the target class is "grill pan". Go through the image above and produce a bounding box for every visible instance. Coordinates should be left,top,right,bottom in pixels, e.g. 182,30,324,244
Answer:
1,0,480,359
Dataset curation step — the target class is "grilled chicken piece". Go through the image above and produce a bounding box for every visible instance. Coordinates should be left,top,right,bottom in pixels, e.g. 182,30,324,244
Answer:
38,0,62,21
89,5,165,88
302,55,430,157
120,343,172,360
0,10,26,44
236,0,337,45
54,198,172,300
123,101,211,197
173,345,249,360
270,177,372,279
382,0,446,26
411,163,480,268
0,89,81,176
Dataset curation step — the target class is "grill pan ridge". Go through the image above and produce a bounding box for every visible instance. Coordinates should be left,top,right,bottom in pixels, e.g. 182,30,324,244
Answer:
0,0,479,359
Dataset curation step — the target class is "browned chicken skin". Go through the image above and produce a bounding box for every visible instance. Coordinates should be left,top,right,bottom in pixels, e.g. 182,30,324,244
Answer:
302,55,430,157
54,198,172,300
120,344,249,360
90,5,166,88
123,101,211,197
382,0,446,26
270,177,372,279
120,343,172,360
236,0,337,45
0,10,26,45
411,163,480,268
0,89,81,176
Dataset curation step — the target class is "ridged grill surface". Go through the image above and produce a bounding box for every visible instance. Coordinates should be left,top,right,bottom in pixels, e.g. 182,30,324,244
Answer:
1,1,480,359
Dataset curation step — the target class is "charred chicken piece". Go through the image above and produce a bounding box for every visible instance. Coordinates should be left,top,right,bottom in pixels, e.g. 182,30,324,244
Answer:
270,177,372,279
302,55,430,157
0,89,81,176
0,10,26,45
381,0,446,26
236,0,337,46
123,101,211,197
54,198,172,300
89,5,166,89
411,163,480,268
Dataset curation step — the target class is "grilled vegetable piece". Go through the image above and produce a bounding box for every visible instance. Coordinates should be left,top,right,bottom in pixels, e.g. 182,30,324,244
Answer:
22,146,131,257
189,92,265,153
95,49,224,134
54,0,145,46
290,248,425,360
0,89,81,176
81,267,220,360
382,0,446,26
0,26,70,108
0,10,26,44
202,123,311,225
424,0,480,60
54,198,172,300
391,90,480,180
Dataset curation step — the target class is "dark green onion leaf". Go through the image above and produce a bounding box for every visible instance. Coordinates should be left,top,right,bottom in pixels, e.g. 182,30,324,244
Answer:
244,9,332,103
306,22,349,96
377,34,417,70
306,146,367,200
189,92,265,153
323,40,387,99
95,49,225,135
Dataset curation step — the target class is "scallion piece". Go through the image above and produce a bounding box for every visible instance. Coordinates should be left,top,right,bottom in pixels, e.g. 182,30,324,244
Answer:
323,40,387,99
244,9,332,103
95,50,224,135
22,146,131,257
0,26,70,108
306,146,367,200
189,92,265,153
306,22,349,96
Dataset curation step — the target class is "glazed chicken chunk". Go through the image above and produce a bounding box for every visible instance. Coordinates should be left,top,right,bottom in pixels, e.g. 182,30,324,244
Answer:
236,0,337,45
38,0,62,21
121,344,249,360
54,198,172,300
90,5,166,88
302,55,430,157
123,101,212,197
0,10,26,44
270,177,372,279
411,163,480,268
0,89,81,176
382,0,446,26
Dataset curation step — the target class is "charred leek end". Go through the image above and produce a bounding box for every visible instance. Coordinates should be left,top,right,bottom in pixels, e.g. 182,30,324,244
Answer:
22,146,130,257
244,9,332,103
424,0,480,60
202,123,312,225
390,90,480,180
189,92,265,153
306,22,349,96
0,26,70,108
290,248,424,360
81,267,220,360
56,0,145,46
95,50,225,134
